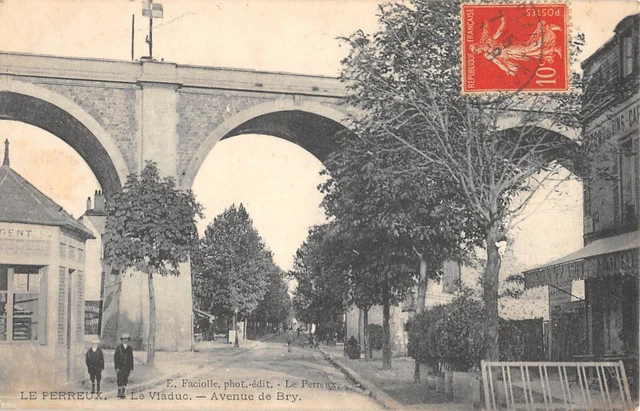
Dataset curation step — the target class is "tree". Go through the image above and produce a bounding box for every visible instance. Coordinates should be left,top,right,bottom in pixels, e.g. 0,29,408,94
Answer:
104,161,203,367
192,204,273,344
253,267,291,332
339,0,581,361
310,222,382,359
321,131,480,372
290,224,350,340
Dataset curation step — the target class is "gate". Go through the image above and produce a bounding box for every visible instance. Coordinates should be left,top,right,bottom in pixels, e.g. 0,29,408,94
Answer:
481,361,633,410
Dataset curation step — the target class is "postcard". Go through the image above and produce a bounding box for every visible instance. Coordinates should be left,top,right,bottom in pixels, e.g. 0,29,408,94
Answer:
0,1,638,410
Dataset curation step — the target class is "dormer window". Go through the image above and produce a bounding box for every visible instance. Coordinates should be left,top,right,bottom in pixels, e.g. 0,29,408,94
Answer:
622,33,636,78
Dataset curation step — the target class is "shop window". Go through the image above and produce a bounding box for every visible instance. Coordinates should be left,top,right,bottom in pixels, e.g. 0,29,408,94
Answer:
0,265,42,341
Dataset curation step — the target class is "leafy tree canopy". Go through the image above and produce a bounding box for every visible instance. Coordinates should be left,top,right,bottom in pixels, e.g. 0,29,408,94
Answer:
192,204,273,318
253,267,291,326
290,224,350,327
104,161,203,276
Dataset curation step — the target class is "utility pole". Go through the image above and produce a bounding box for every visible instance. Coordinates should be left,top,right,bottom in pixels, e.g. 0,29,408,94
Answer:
131,14,135,61
142,1,163,60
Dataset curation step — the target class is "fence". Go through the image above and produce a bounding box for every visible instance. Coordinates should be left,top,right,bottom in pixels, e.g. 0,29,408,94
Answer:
481,360,634,410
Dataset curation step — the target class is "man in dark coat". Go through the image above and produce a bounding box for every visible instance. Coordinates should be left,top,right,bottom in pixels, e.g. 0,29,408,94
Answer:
286,328,295,353
85,337,104,394
114,333,134,398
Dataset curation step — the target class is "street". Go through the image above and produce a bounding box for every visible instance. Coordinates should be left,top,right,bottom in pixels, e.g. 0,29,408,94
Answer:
2,335,381,410
124,334,381,410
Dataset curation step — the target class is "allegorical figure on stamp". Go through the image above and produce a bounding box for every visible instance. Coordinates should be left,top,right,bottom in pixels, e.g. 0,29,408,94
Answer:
470,14,562,76
114,332,134,398
85,337,104,394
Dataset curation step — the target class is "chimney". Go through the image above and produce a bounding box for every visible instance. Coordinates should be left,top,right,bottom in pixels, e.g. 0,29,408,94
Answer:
94,190,105,213
86,196,92,211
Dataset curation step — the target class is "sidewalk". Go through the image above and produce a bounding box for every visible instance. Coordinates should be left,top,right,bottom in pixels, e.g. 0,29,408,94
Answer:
319,344,477,411
82,335,272,400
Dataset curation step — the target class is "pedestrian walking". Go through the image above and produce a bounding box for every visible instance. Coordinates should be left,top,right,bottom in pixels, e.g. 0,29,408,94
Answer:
286,328,295,353
85,337,104,394
114,333,134,398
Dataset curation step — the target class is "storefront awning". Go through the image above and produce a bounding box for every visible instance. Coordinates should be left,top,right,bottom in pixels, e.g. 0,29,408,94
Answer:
524,231,639,289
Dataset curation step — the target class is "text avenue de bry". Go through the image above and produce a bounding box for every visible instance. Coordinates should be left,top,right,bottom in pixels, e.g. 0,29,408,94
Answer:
19,377,342,403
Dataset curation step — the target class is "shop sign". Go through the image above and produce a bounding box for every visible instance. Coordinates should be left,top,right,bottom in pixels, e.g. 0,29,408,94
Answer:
587,101,640,145
0,223,53,240
526,248,639,289
584,248,639,278
84,300,102,335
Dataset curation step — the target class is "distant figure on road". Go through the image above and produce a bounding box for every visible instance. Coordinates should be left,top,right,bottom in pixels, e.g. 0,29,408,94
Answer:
85,337,104,394
286,328,295,353
114,333,134,398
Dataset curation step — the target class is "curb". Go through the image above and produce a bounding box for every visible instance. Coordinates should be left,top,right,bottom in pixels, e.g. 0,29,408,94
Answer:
319,347,405,410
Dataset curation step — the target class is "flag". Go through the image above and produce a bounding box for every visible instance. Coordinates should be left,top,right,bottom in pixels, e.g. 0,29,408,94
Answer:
142,2,163,18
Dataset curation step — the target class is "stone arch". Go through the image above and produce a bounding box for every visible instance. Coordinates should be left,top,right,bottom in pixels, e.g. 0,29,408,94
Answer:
182,99,350,188
0,80,129,196
496,114,580,140
496,123,582,177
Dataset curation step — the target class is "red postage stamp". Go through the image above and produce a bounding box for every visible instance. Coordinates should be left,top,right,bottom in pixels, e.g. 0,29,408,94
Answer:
461,3,569,93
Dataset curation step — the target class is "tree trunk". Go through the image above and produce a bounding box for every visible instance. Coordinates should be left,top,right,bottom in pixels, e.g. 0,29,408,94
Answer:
382,269,392,370
484,226,502,362
414,254,428,383
358,308,363,357
363,307,371,360
233,311,239,347
444,366,454,400
147,272,156,367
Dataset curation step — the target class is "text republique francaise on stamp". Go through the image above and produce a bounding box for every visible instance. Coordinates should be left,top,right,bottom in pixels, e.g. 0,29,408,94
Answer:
462,2,569,93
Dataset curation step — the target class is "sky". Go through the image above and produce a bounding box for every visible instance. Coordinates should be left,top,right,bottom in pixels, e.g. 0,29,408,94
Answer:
0,0,638,272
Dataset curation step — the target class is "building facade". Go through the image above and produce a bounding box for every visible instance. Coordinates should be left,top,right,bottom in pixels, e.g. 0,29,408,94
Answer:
524,13,639,379
0,141,94,392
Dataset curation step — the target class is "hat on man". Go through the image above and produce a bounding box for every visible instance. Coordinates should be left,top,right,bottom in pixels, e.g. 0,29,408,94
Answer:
91,337,101,344
120,333,130,340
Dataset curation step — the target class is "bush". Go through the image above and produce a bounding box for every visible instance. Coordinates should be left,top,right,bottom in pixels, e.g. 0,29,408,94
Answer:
409,288,533,371
407,305,445,372
367,324,383,350
345,336,361,359
408,289,484,372
499,319,524,361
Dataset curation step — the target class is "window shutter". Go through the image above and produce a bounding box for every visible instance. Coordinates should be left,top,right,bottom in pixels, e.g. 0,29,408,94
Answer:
635,137,639,219
38,267,48,345
583,179,591,216
613,155,621,224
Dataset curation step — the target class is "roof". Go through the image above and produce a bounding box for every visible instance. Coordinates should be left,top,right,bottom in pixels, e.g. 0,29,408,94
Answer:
0,164,95,239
